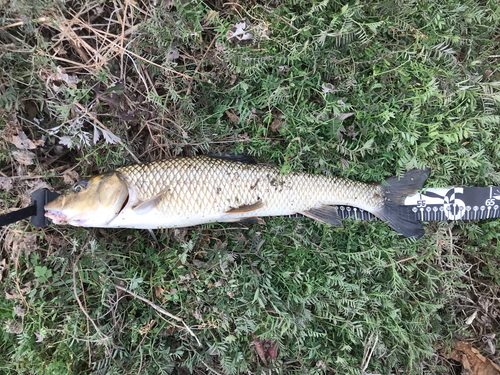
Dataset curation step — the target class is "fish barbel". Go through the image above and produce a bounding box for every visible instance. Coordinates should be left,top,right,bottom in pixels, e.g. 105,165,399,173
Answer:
44,155,429,238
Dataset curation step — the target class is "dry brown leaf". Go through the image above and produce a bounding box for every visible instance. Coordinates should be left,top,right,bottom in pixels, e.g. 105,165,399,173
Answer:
443,341,500,375
138,320,156,335
230,73,237,85
271,113,283,132
251,333,278,365
12,150,36,165
225,110,240,124
46,66,80,93
0,177,14,191
62,169,80,185
5,319,23,334
154,285,166,303
0,258,7,282
4,229,38,258
1,110,43,150
5,282,31,300
204,10,218,25
251,333,268,366
3,130,37,150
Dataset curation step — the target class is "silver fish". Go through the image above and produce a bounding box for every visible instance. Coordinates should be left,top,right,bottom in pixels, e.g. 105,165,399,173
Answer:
44,155,429,238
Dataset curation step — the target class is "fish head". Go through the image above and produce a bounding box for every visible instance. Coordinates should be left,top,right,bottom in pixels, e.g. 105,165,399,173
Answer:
44,173,129,226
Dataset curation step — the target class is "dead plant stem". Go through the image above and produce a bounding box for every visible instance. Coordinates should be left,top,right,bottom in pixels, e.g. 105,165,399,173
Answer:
114,284,202,346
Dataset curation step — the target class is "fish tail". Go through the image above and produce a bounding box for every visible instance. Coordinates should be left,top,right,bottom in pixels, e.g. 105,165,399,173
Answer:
375,168,430,239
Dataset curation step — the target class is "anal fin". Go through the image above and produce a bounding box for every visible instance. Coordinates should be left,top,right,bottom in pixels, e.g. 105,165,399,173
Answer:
302,205,342,227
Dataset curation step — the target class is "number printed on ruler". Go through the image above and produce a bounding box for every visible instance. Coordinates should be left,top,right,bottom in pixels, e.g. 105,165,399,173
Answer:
405,187,500,221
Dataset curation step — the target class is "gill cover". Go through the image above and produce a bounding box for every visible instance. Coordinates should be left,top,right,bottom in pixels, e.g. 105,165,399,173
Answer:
44,173,129,227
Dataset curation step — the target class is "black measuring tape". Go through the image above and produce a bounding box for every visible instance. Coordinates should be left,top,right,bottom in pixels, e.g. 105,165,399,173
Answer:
1,187,499,228
0,189,61,227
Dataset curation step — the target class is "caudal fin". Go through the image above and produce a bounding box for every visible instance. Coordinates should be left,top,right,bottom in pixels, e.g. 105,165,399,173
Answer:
375,168,430,239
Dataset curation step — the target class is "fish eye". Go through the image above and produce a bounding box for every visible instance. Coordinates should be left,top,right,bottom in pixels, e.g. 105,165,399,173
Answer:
73,181,88,193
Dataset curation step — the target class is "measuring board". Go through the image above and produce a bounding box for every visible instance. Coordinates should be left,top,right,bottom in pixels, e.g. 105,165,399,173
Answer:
2,187,499,228
336,187,500,222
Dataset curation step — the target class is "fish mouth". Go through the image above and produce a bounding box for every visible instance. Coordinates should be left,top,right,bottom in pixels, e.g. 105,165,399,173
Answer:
45,209,89,226
45,209,69,224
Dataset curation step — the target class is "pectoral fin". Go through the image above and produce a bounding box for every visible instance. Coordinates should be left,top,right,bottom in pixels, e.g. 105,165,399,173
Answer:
226,200,264,214
301,205,342,227
132,192,165,215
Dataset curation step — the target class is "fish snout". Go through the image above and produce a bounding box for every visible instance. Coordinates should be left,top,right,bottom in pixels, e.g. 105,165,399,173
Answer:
44,209,69,224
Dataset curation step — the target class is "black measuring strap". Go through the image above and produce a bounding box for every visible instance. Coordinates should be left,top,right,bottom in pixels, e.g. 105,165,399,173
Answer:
0,189,60,227
0,205,37,227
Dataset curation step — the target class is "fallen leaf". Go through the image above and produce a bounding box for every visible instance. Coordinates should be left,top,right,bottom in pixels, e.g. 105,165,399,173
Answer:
442,341,500,375
1,109,44,149
230,73,237,85
24,179,51,203
193,309,204,322
322,83,334,92
0,258,7,282
4,229,38,259
5,282,31,300
137,320,156,335
154,285,166,303
0,177,13,191
204,10,218,25
271,113,283,132
226,19,254,43
335,112,355,122
466,310,478,325
166,47,179,61
278,65,290,75
5,319,23,334
46,66,80,93
251,333,278,366
268,341,278,360
483,334,497,355
35,330,45,342
62,169,80,185
225,110,240,124
251,333,268,366
12,150,36,165
13,305,25,317
3,130,37,150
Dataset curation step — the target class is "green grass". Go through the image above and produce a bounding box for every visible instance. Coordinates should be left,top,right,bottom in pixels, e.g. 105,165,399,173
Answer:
1,0,500,374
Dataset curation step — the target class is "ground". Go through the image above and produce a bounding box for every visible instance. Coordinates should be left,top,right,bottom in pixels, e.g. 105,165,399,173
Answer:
0,0,500,374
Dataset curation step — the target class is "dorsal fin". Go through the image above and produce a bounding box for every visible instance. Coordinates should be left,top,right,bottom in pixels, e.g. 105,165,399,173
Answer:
207,153,257,164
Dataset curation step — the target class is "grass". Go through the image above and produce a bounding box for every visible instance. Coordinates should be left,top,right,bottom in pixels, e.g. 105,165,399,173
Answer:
1,0,500,374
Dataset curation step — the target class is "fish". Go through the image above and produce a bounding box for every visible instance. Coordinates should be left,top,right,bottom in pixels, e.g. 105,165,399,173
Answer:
44,155,430,238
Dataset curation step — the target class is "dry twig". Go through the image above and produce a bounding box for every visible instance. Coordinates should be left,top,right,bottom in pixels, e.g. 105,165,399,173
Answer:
73,102,141,164
73,250,109,343
114,284,202,346
186,32,219,96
